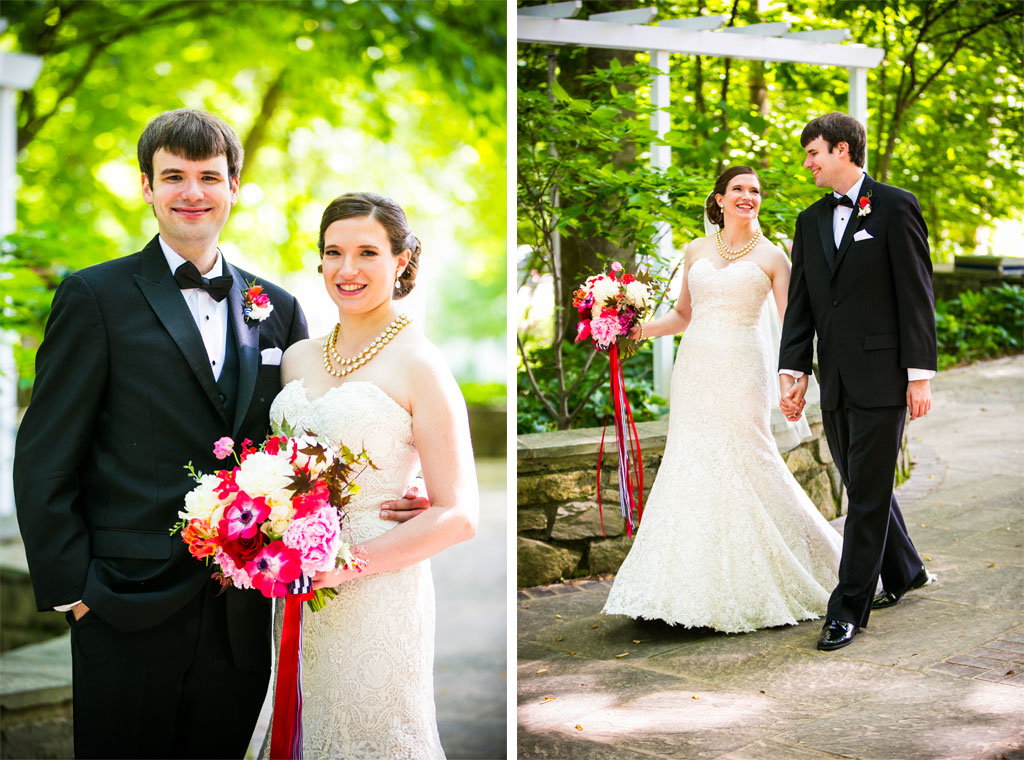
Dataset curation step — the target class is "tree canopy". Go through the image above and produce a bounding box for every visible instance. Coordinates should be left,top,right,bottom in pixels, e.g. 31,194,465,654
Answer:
2,0,506,387
517,0,1022,431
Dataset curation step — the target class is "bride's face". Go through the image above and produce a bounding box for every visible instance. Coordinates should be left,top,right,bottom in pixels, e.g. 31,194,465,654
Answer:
321,216,410,315
716,174,761,226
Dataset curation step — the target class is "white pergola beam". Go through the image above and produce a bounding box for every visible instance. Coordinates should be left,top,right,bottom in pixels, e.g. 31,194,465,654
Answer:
518,17,885,67
0,52,45,91
786,29,852,43
659,15,727,31
588,8,657,25
517,1,582,19
719,21,791,37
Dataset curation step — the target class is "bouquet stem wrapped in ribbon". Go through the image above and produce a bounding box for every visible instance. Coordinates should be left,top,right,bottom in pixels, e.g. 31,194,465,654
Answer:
172,426,373,759
573,262,653,538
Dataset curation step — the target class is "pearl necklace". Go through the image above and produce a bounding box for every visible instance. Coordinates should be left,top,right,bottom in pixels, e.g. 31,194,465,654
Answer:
716,228,761,261
322,314,410,378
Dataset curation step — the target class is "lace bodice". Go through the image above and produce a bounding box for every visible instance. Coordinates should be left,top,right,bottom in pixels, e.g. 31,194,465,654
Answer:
270,379,419,543
687,257,772,329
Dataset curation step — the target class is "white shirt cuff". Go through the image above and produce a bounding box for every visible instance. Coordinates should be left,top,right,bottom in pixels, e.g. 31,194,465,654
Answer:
54,601,82,612
779,369,804,379
908,368,935,381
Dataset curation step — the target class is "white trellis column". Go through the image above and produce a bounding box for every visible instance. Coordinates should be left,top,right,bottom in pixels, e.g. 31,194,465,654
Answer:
648,50,675,399
0,51,44,516
849,65,869,170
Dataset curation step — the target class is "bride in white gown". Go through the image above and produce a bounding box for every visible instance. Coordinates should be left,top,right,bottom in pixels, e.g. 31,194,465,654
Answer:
602,167,843,633
260,192,478,758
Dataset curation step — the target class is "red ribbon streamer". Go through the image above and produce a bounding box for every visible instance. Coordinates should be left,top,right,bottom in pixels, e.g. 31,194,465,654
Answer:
270,591,315,760
597,344,644,538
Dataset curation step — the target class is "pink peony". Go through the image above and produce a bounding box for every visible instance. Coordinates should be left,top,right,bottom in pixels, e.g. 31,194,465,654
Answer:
575,320,592,343
246,543,303,598
590,316,622,348
219,493,271,541
213,437,234,460
283,506,342,575
214,548,253,589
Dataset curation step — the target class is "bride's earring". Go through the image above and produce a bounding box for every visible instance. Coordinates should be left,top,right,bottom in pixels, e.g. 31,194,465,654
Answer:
395,270,403,289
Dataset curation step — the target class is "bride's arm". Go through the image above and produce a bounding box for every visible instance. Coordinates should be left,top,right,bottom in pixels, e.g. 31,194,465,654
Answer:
312,346,478,588
768,245,792,323
634,243,696,340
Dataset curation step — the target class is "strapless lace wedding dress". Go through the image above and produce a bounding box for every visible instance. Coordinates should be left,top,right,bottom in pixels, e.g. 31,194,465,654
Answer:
260,379,444,759
603,258,843,633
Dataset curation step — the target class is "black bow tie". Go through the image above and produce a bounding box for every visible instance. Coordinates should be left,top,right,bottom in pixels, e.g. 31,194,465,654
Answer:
173,261,233,302
827,194,855,209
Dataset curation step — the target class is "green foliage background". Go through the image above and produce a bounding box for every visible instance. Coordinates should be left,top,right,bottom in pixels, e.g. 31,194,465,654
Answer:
517,0,1023,432
1,0,506,393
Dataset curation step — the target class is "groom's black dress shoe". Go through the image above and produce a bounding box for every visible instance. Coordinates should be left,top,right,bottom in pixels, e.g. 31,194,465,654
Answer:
816,619,858,651
872,567,933,610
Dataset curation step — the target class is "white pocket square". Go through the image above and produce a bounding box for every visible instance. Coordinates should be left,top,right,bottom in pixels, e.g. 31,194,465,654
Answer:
260,347,283,366
853,229,874,242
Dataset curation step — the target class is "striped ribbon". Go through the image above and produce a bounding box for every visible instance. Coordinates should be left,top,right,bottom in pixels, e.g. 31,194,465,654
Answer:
269,575,314,760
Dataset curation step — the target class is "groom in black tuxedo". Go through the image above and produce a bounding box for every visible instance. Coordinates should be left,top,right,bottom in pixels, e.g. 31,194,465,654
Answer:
13,109,424,758
778,112,937,651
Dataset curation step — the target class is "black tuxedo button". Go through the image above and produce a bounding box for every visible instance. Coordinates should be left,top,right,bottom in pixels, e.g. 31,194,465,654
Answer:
832,300,839,307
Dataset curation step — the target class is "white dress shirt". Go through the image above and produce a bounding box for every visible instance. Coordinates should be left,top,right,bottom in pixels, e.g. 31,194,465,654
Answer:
159,237,229,381
780,173,935,383
55,240,231,612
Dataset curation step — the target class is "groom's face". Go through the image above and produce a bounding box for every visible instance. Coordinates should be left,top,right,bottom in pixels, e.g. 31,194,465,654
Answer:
141,148,239,251
802,137,845,190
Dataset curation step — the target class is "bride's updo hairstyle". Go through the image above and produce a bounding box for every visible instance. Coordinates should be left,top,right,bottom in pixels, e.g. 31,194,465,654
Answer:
705,166,761,229
318,192,421,299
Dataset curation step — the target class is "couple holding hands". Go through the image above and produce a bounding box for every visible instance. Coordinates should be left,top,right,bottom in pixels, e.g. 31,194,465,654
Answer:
604,112,937,653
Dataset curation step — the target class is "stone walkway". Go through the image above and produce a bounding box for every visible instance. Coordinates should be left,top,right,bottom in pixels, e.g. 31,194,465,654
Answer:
517,357,1024,760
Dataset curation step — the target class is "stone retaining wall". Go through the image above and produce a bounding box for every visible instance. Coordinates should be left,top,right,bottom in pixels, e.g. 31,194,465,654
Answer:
517,403,910,587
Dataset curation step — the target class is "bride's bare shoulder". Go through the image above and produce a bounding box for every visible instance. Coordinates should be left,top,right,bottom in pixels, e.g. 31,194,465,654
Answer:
684,236,714,262
281,337,323,382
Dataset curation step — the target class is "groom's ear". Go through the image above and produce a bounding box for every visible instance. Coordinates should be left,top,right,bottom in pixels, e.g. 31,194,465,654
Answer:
834,141,850,161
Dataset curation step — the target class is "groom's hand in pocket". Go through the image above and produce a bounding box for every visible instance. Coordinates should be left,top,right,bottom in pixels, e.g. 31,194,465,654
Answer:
380,479,430,523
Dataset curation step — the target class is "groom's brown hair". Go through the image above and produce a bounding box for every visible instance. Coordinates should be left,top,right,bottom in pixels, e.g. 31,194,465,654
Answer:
137,109,244,183
801,112,866,168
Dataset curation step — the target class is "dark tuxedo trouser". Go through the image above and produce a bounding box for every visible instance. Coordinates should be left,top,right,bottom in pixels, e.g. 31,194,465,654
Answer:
68,582,269,759
822,382,924,629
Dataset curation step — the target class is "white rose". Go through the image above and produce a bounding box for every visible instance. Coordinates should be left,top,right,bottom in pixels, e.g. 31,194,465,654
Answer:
265,500,295,537
179,474,225,523
234,451,294,497
624,280,649,309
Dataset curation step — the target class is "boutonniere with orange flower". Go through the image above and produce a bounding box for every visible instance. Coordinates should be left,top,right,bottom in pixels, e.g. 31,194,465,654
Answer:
857,194,872,217
242,281,274,325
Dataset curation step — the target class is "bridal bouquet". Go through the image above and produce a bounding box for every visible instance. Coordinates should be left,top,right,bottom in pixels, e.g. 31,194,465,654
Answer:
172,425,373,612
573,262,652,354
572,262,653,539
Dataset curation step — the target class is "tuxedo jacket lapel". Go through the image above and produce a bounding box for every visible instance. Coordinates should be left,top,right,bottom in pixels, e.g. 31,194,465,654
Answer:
134,242,231,426
817,204,836,272
833,174,875,273
226,262,259,437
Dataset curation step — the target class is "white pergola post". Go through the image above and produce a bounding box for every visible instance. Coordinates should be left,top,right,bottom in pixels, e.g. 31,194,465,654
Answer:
0,51,44,516
648,50,675,399
849,66,869,170
518,10,884,397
